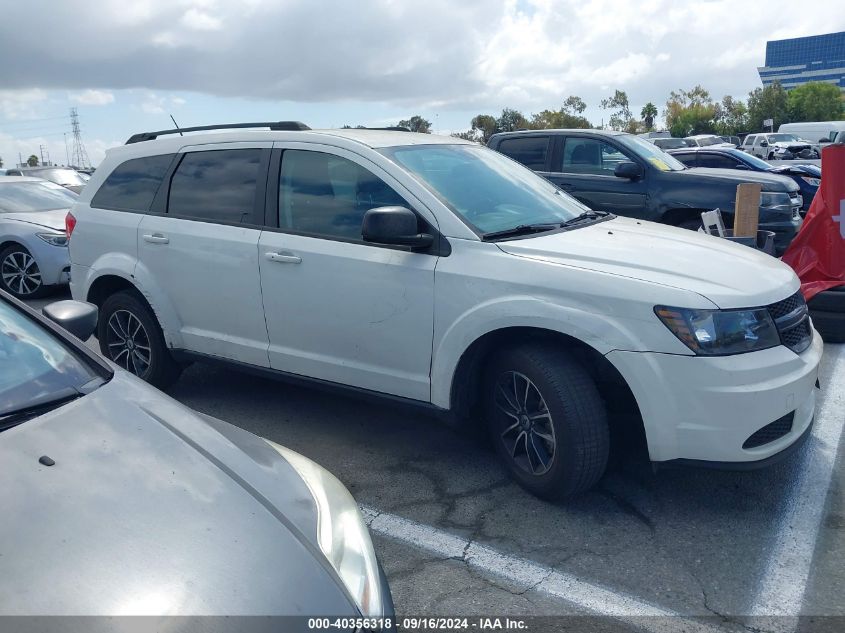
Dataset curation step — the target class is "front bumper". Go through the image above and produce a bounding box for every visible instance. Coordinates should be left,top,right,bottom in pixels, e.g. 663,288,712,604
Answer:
32,241,71,286
606,331,822,464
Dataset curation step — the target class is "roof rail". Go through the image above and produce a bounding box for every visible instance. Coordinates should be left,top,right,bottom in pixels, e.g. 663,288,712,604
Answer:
354,126,411,132
125,121,311,144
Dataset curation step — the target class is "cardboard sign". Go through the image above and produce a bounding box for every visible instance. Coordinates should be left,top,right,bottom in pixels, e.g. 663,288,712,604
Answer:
734,183,762,238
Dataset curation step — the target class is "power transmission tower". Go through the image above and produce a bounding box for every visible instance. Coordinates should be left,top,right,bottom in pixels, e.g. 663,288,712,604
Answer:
69,107,91,169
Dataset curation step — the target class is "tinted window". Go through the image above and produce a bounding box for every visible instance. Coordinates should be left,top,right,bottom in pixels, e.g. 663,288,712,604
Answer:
279,150,407,240
699,154,739,169
91,154,175,212
558,138,631,174
496,136,549,170
168,149,261,224
744,136,756,146
671,153,697,167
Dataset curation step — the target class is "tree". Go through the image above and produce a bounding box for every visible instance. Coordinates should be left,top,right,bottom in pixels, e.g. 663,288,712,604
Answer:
664,85,716,137
27,155,38,167
497,108,529,132
713,95,749,136
787,82,844,123
397,115,432,133
528,108,591,130
451,131,479,143
600,90,632,131
640,102,658,131
470,114,499,143
747,82,789,132
562,95,587,115
0,156,3,168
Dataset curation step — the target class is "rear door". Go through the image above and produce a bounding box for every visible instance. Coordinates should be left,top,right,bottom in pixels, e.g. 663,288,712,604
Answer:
136,143,271,366
697,153,743,169
545,135,648,217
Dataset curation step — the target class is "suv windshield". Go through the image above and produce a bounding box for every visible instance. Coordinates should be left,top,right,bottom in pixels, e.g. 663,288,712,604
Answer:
616,135,687,171
696,136,726,146
382,144,590,234
0,299,100,419
0,181,79,213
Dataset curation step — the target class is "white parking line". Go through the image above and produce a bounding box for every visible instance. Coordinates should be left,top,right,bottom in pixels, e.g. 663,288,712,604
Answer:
360,506,734,633
751,343,845,627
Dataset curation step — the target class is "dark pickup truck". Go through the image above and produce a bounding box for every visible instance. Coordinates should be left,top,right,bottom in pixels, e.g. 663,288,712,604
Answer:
488,129,803,253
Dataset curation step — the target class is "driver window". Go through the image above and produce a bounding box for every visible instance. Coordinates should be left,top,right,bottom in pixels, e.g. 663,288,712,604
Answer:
279,150,407,240
558,138,630,175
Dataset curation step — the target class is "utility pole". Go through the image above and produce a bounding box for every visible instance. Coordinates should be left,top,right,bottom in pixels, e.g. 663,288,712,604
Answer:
70,107,91,169
39,144,46,166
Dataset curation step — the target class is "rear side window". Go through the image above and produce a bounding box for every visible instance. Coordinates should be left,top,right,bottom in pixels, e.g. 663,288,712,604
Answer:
167,149,262,224
672,153,697,167
699,154,738,169
91,154,175,212
496,136,549,170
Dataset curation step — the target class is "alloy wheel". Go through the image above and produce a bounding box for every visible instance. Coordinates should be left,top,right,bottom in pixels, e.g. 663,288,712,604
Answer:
493,371,557,476
1,251,42,296
106,309,152,377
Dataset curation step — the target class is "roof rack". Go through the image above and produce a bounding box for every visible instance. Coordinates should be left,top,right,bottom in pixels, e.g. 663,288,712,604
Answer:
125,121,311,144
346,126,411,132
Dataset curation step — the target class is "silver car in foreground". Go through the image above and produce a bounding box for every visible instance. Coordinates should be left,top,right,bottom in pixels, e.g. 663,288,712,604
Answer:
0,292,393,626
0,177,76,299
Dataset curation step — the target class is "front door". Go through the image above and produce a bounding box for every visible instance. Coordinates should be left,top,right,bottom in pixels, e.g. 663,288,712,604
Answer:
545,136,649,219
137,144,271,367
258,145,437,401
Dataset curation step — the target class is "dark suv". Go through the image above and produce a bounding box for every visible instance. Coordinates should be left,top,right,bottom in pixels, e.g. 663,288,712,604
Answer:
488,130,803,253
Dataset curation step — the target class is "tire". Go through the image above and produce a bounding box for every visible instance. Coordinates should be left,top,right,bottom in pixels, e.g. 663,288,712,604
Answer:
98,290,182,388
808,287,845,313
482,343,609,500
0,244,49,299
810,310,845,344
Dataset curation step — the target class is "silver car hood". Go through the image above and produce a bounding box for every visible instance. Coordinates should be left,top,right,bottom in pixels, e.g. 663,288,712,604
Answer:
2,209,68,232
0,372,354,616
497,216,799,309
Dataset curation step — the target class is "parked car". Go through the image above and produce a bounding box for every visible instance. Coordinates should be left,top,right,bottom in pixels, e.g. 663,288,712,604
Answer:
651,137,693,150
4,167,88,193
67,122,821,499
667,147,820,213
0,177,75,298
0,290,394,621
684,134,735,148
778,121,845,154
719,135,741,147
741,133,817,160
488,129,802,253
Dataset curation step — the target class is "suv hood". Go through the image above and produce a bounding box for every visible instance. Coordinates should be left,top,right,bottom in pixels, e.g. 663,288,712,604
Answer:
0,372,354,616
2,209,68,232
677,167,798,192
497,216,798,308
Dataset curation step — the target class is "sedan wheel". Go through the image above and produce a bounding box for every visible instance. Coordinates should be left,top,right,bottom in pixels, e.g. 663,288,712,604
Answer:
0,247,45,298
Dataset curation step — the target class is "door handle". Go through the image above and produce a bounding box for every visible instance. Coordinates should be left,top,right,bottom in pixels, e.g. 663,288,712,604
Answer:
265,251,302,264
142,233,169,244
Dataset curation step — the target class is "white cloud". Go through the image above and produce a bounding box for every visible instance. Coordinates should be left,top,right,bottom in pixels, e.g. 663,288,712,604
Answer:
0,89,49,119
180,7,222,30
139,92,187,114
70,89,115,106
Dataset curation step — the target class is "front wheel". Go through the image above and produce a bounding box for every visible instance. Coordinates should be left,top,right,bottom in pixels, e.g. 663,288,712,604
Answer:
483,344,609,500
98,290,182,388
0,245,48,299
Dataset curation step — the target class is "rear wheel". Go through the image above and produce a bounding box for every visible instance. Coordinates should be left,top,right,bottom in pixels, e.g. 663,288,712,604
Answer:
809,310,845,344
483,344,609,500
808,287,845,313
0,245,48,299
98,290,182,388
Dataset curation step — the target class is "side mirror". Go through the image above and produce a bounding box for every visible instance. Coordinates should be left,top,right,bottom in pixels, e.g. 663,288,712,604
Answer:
42,300,97,340
614,161,644,180
362,206,433,248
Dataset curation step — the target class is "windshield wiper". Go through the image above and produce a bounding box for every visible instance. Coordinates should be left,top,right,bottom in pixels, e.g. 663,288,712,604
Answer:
0,387,83,432
559,210,612,227
482,223,562,241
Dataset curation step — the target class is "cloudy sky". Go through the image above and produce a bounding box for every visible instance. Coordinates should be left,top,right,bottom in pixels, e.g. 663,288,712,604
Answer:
0,0,843,166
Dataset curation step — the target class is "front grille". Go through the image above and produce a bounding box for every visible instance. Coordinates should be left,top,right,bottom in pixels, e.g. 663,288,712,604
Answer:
743,412,794,449
767,291,812,353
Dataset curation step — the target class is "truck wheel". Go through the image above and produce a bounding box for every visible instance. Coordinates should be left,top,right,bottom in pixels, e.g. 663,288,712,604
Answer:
483,344,609,500
810,310,845,344
808,288,845,313
98,290,182,388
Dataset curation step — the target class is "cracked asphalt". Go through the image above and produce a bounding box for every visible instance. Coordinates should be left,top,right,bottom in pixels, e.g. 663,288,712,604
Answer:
27,291,845,630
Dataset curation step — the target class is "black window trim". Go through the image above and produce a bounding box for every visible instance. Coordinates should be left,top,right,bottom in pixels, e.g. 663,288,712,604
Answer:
148,147,271,229
90,153,179,214
264,147,449,256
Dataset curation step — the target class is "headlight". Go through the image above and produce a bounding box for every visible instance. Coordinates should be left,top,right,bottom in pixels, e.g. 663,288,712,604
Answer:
265,441,385,617
36,232,69,247
759,192,793,213
800,176,820,187
655,306,780,355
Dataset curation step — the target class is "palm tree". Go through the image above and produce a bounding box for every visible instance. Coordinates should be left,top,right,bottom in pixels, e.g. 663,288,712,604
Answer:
641,103,659,131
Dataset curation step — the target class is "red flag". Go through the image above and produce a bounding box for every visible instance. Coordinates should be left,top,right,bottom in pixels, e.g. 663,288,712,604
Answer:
781,143,845,301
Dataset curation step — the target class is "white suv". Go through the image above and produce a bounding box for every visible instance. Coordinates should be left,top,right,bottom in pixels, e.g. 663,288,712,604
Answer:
67,122,822,499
